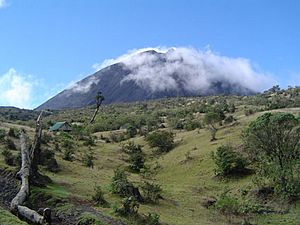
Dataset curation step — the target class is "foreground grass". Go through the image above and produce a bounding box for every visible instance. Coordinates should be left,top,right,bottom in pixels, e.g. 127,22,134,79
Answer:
1,107,299,225
0,207,27,225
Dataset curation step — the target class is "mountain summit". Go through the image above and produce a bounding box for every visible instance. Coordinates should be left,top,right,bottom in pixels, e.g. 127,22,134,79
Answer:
37,49,257,110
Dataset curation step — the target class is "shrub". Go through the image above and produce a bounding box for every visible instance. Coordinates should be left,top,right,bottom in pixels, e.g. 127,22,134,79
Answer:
244,108,254,116
62,148,74,161
129,151,145,172
111,168,143,201
0,129,6,142
92,185,108,206
61,138,75,149
203,112,222,141
39,148,59,172
6,138,16,150
41,132,52,144
77,213,105,225
224,115,235,124
122,142,145,172
141,181,162,203
82,135,96,146
212,145,248,176
114,196,139,216
143,213,161,225
1,149,15,166
8,128,18,138
122,141,142,155
214,194,240,215
126,124,137,138
146,130,174,152
213,193,263,216
243,112,300,197
82,151,94,168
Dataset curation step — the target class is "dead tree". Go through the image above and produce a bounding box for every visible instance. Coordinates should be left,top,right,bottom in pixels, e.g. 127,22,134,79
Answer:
90,91,104,124
10,111,51,224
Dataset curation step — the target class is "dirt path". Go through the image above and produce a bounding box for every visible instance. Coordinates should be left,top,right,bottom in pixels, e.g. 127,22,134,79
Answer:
0,169,126,225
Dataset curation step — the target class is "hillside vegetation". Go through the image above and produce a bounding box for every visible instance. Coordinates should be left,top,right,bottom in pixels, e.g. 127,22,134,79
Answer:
0,86,299,225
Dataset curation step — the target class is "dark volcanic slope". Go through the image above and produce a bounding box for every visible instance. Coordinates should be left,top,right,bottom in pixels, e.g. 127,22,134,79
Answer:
37,50,254,110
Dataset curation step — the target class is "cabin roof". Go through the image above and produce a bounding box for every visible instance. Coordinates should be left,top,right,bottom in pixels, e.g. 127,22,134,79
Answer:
48,121,70,132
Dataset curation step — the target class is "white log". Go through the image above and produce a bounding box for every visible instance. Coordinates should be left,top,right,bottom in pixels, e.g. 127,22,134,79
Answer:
10,111,51,224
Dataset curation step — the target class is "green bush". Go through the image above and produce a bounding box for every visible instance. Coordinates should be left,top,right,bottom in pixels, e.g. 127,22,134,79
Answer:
141,181,162,203
214,194,240,215
114,196,139,216
143,213,161,225
213,193,263,216
92,186,108,206
0,129,6,142
243,112,300,197
146,130,174,152
129,151,145,172
2,149,15,166
224,115,235,124
8,128,19,138
76,213,105,225
126,124,137,138
82,151,94,168
244,108,254,116
39,148,59,172
122,142,145,172
122,141,142,155
82,135,96,146
212,145,248,176
111,168,142,201
41,132,52,144
62,148,74,161
6,138,16,150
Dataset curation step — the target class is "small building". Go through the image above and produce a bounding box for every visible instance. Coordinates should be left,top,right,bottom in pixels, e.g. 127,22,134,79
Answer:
48,121,72,132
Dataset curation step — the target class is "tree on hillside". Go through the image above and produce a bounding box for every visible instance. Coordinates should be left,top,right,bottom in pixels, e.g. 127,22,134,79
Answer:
146,130,174,152
204,112,222,141
90,91,105,124
243,112,300,197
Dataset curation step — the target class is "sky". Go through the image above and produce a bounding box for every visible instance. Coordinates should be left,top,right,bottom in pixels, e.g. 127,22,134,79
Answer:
0,0,299,109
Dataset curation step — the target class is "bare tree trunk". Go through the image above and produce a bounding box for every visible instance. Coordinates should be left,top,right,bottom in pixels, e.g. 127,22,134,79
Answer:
30,111,43,178
90,92,104,124
90,106,100,124
10,112,51,224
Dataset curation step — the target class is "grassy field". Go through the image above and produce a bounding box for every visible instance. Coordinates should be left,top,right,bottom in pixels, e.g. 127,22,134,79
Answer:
40,108,300,225
0,207,27,225
0,95,300,225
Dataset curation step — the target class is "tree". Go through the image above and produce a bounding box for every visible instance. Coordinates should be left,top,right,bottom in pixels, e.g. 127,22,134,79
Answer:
90,91,104,124
243,112,300,197
146,130,174,152
212,145,248,176
203,112,222,141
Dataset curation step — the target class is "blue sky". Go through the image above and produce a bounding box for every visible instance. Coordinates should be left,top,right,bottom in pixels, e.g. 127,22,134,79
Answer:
0,0,299,109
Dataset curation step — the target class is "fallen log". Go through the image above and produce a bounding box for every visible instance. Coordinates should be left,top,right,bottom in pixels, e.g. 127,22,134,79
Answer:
10,111,51,224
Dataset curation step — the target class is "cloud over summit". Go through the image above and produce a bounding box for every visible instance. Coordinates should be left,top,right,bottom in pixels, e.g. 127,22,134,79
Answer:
94,47,273,93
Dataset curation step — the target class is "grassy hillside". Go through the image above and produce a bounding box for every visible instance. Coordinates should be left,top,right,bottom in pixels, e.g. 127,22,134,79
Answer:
0,207,27,225
0,87,299,225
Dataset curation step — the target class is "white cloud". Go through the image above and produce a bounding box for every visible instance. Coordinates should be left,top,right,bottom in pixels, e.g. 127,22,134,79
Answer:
67,76,100,93
0,0,7,8
93,46,275,93
92,46,170,71
0,68,33,108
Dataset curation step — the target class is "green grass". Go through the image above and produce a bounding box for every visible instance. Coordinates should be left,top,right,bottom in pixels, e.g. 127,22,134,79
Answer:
1,106,300,225
0,207,27,225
